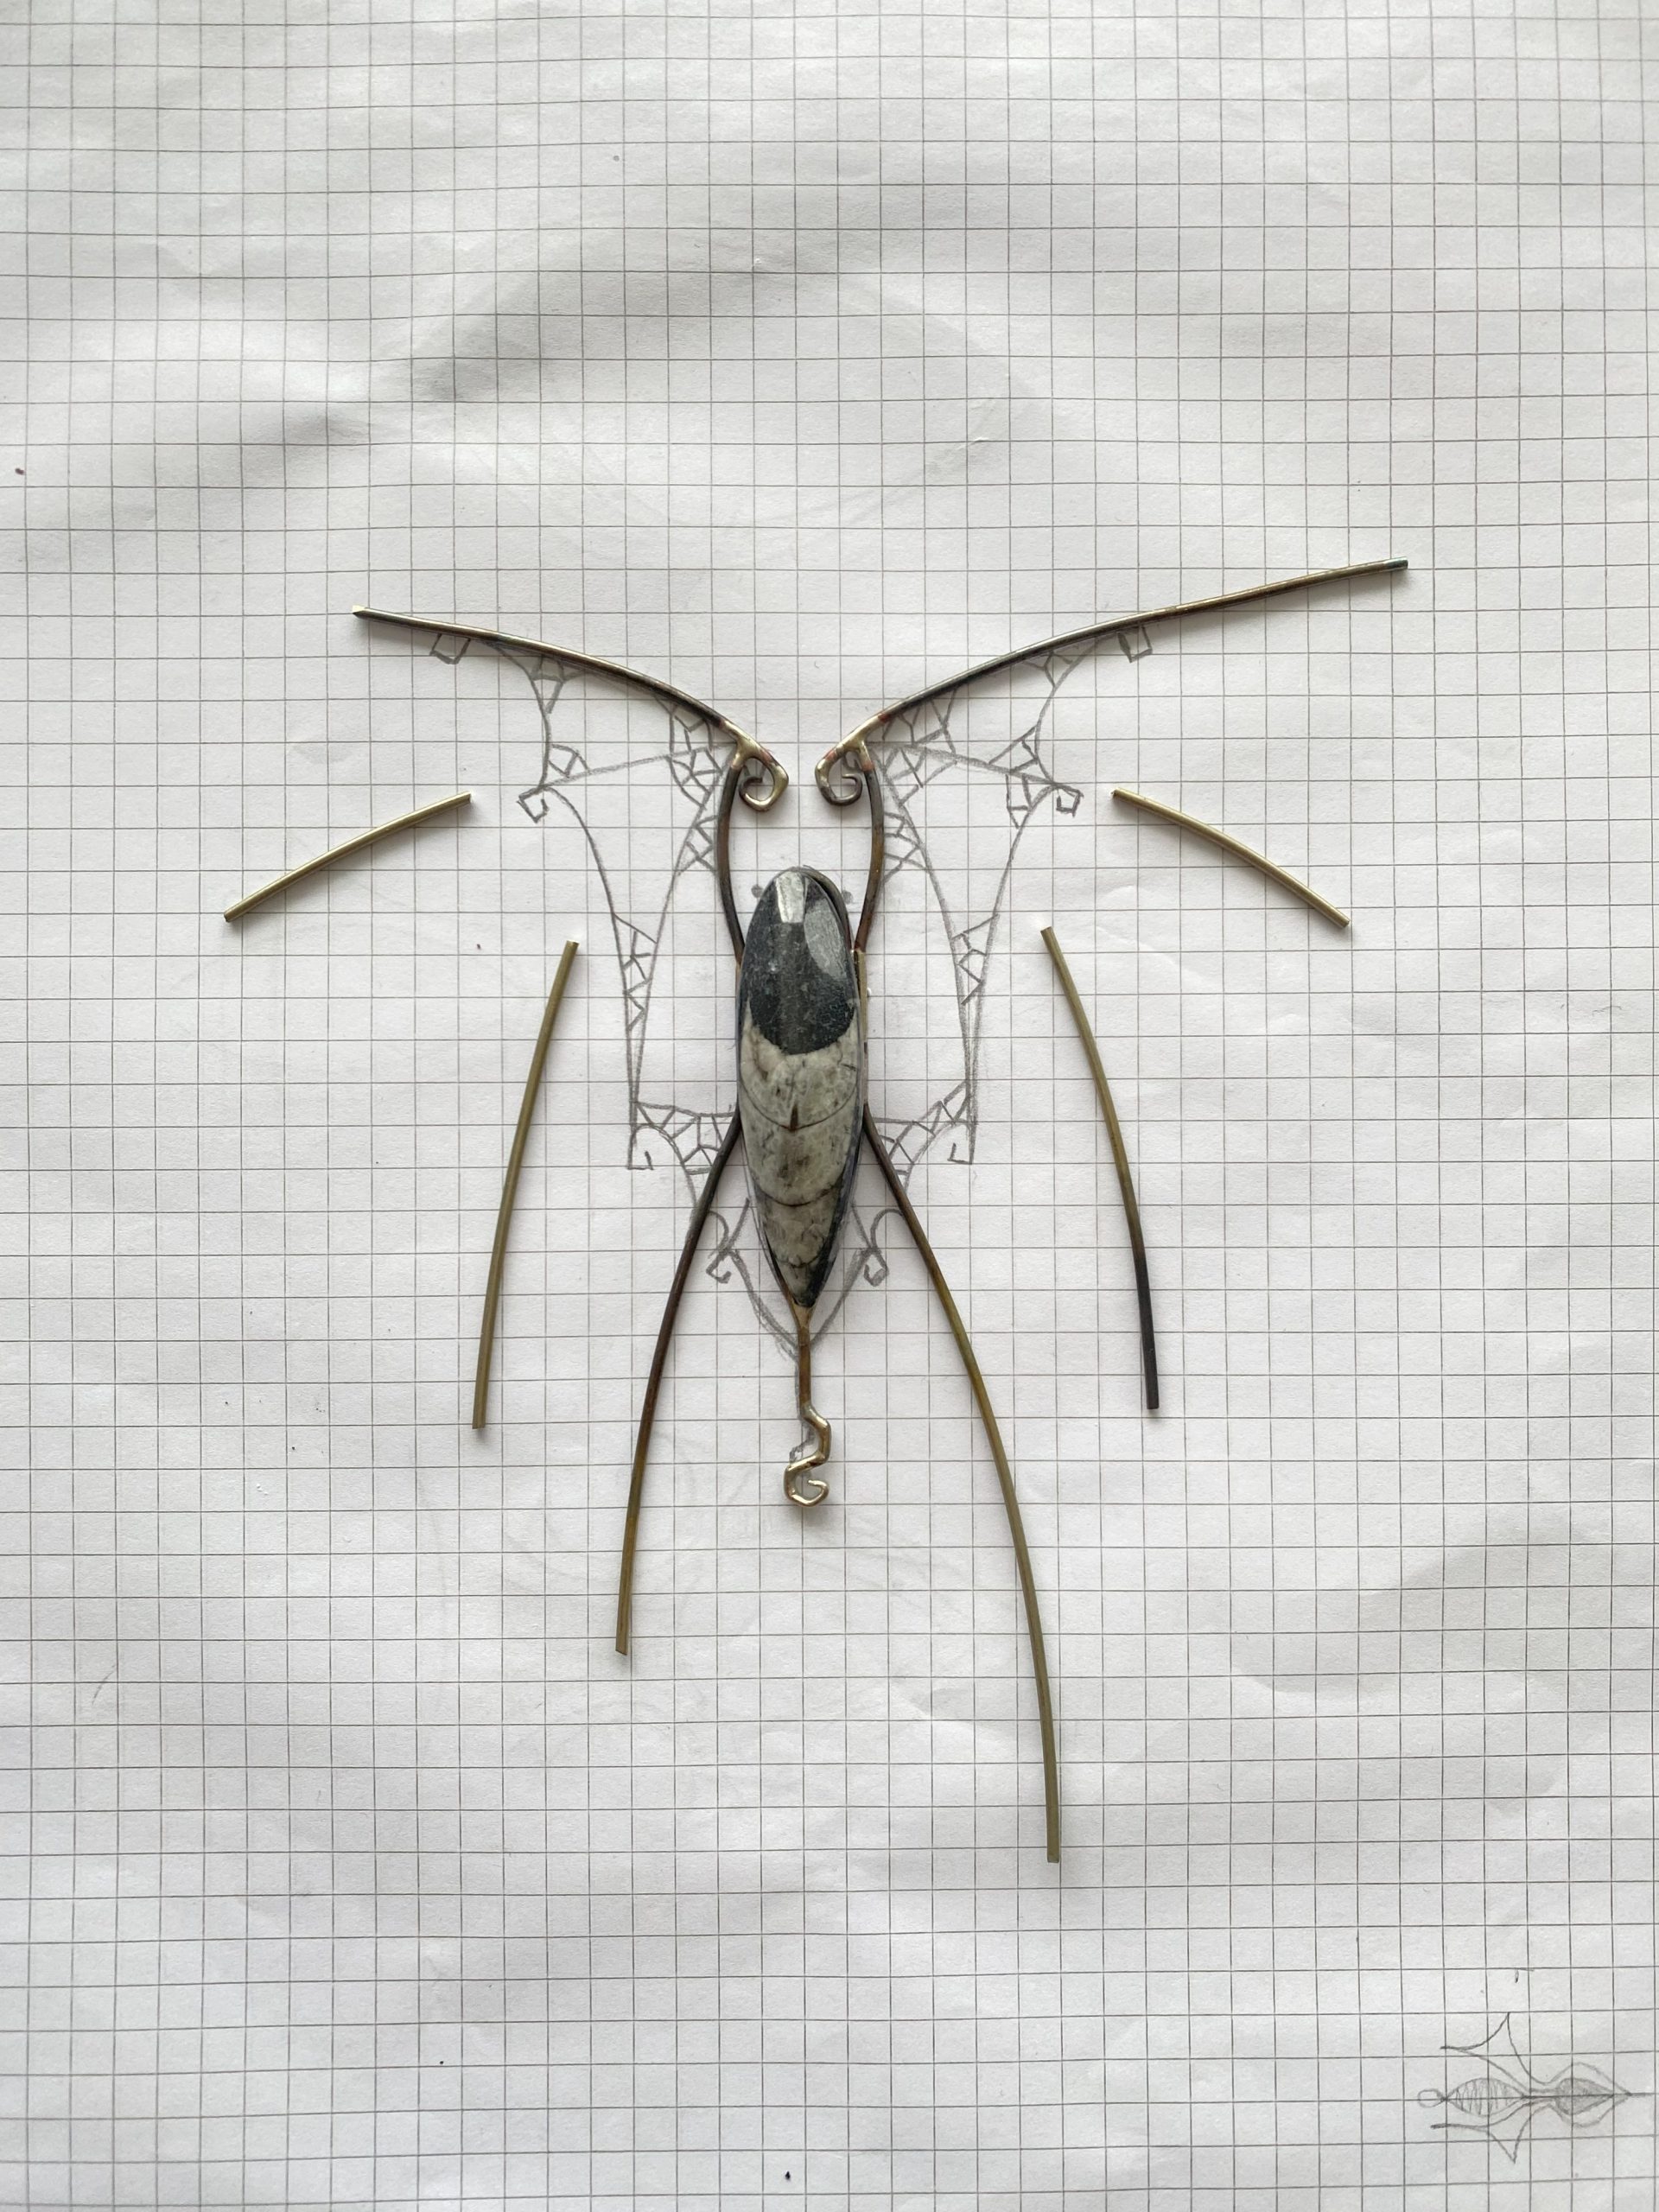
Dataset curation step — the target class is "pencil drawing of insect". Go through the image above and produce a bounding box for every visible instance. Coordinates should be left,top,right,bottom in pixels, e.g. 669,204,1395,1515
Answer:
225,555,1407,1861
1418,2014,1635,2159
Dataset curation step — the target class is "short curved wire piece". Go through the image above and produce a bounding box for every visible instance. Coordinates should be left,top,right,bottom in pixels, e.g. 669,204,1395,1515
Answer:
471,941,580,1430
1112,788,1350,927
224,791,472,920
1041,928,1159,1413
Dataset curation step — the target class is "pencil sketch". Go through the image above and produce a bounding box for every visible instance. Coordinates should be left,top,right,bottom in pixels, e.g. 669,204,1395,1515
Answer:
1418,2014,1635,2160
387,613,1084,1351
278,556,1402,1863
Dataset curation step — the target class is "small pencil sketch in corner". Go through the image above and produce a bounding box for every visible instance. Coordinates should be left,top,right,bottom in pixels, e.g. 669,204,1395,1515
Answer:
1418,2013,1637,2161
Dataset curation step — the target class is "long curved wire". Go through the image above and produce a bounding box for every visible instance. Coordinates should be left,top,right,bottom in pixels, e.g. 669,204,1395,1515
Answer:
614,1116,743,1655
862,1105,1062,1865
713,753,754,963
353,606,790,814
1040,927,1159,1412
815,555,1407,788
853,740,886,954
614,743,760,1647
471,941,580,1429
825,753,1064,1851
814,729,887,955
356,607,744,741
615,726,778,1643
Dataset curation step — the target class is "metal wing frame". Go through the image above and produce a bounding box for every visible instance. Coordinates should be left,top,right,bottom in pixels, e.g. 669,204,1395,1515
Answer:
356,555,1407,1871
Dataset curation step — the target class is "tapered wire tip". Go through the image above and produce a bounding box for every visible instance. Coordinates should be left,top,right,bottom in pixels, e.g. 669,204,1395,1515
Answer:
471,941,580,1432
224,791,472,920
1042,927,1160,1414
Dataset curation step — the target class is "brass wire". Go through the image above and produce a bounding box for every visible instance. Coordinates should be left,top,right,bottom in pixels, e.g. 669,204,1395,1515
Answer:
613,1117,742,1656
862,1107,1062,1866
224,791,472,920
615,751,765,1644
1111,788,1351,928
815,555,1407,789
1041,927,1160,1413
471,941,580,1430
353,607,788,813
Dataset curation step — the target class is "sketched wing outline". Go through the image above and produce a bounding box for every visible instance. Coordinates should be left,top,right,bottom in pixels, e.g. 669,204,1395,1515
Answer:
356,607,822,1351
359,558,1405,1351
861,645,1086,1185
823,555,1408,1308
399,616,735,1192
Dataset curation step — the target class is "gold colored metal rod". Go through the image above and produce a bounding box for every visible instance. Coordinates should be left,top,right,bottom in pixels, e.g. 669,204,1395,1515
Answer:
862,1107,1061,1865
615,1116,743,1656
713,755,748,963
1112,788,1350,927
471,941,580,1431
224,791,472,921
882,556,1405,721
852,740,886,957
1041,927,1160,1414
816,556,1407,783
354,607,790,812
354,605,747,741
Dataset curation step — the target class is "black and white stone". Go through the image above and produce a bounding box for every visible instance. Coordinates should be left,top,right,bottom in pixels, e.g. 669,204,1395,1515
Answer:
736,867,865,1312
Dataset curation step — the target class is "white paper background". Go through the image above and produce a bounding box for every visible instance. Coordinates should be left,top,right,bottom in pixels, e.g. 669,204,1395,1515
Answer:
4,2,1655,2207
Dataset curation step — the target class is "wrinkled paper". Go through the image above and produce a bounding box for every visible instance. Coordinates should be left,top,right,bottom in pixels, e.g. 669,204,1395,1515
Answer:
4,3,1652,2206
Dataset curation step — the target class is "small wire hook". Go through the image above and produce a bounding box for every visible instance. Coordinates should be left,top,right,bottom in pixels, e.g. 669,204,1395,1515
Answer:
784,1305,830,1507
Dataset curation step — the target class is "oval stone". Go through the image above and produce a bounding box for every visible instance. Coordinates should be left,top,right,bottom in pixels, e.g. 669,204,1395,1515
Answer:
737,867,865,1311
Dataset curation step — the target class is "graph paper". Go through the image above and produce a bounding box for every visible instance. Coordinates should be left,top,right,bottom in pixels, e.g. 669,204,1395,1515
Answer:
3,0,1654,2206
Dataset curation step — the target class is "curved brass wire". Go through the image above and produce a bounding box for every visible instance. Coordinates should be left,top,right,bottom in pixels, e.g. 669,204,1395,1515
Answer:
815,555,1406,791
1112,788,1350,927
353,607,789,815
853,741,886,956
224,791,471,920
811,728,887,955
862,1107,1061,1865
614,1116,742,1655
471,941,580,1430
713,754,765,963
784,1303,831,1508
1040,927,1159,1413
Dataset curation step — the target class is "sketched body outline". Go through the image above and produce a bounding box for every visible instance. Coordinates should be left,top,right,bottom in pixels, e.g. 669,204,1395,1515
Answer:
1419,2013,1634,2160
